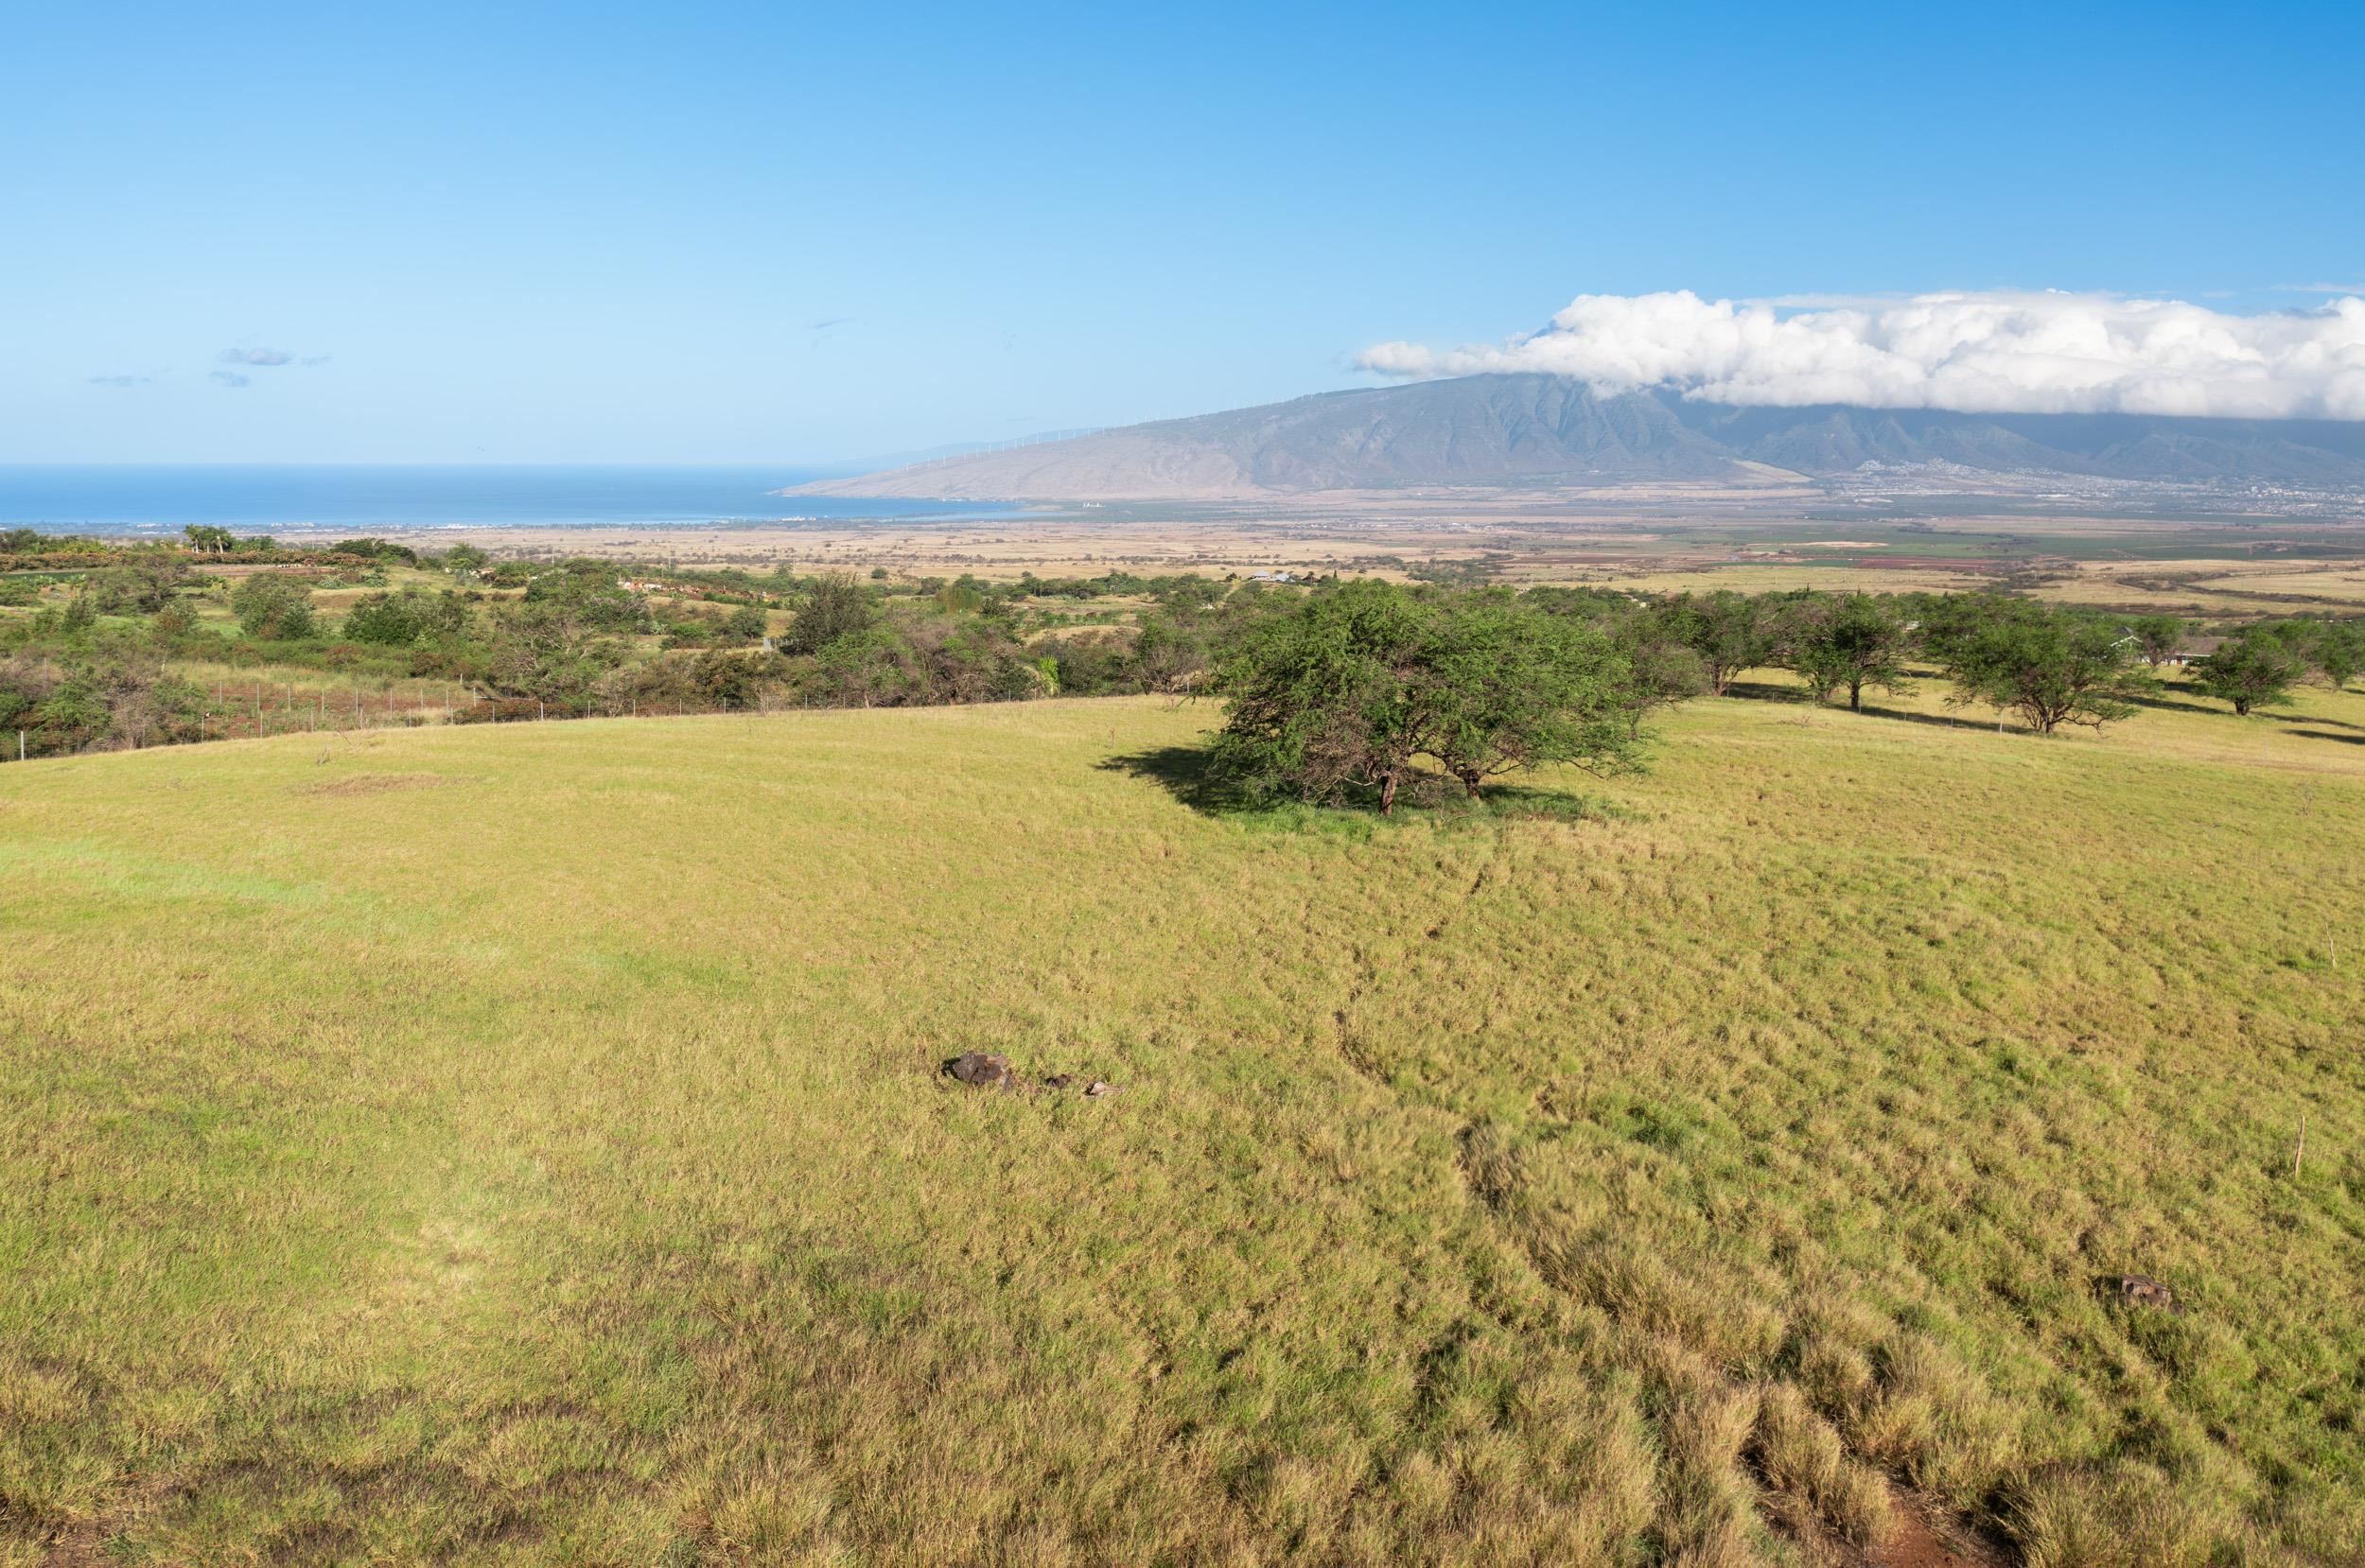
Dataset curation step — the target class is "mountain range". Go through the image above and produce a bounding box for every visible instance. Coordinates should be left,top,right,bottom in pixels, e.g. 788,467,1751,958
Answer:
789,374,2365,499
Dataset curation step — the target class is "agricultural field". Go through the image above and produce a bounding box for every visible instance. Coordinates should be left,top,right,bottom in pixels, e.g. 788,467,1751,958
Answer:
5,676,2362,1565
1568,565,1998,598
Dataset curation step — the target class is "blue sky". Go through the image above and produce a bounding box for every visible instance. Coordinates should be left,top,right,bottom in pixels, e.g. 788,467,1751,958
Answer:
8,1,2362,463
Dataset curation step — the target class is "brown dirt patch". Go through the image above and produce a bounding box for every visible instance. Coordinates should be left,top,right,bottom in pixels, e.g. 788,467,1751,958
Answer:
1869,1487,2008,1568
295,772,447,798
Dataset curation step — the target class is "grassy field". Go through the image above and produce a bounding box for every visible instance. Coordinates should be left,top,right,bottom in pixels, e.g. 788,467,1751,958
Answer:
1568,566,1999,597
4,681,2363,1565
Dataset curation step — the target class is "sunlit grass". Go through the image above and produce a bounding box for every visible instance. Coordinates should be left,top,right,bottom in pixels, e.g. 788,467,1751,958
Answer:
1571,565,1992,597
3,682,2361,1563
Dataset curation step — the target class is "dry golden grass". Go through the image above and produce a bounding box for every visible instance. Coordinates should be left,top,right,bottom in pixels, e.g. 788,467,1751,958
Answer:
2021,557,2365,616
3,678,2362,1564
2183,564,2365,604
1576,565,1996,597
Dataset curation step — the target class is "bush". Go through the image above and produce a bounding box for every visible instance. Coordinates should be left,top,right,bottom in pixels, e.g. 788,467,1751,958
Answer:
0,640,201,754
785,573,873,654
484,601,628,702
521,564,649,633
231,574,319,640
1050,631,1139,696
329,537,418,566
89,555,190,615
343,589,472,646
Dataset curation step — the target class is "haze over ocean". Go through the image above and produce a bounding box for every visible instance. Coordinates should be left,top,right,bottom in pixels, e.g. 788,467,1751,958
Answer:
0,467,1027,533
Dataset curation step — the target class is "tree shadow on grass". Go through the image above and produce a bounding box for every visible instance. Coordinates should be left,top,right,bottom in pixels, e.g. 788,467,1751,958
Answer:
2286,728,2365,746
1858,705,2026,736
2120,689,2228,716
1723,680,2035,736
1097,745,1610,833
1720,679,1813,704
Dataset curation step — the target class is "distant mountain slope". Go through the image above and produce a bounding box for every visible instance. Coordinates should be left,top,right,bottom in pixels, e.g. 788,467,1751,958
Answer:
790,375,2365,498
1666,401,2365,484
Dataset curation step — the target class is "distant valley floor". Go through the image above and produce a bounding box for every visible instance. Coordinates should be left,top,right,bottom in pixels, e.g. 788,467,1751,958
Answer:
272,483,2365,619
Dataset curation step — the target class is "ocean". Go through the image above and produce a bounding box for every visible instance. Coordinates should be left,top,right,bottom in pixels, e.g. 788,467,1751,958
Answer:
0,466,1022,534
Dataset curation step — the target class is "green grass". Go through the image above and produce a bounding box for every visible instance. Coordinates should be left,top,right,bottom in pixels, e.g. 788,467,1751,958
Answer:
4,684,2363,1565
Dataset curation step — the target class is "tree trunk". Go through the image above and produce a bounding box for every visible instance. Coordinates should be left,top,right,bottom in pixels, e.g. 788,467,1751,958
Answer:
1456,768,1483,799
1849,679,1863,712
1378,772,1399,816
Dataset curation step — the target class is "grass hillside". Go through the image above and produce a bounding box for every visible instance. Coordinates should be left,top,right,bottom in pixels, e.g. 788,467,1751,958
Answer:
4,686,2363,1565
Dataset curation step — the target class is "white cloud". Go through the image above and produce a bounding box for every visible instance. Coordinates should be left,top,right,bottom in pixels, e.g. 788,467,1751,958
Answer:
1359,290,2365,421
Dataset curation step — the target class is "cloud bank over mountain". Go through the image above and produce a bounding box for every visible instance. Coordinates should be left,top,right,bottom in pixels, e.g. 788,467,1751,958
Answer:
1359,290,2365,421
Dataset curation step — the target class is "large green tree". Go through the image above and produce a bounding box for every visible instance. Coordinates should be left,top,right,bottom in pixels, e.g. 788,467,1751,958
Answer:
1786,593,1914,713
1211,580,1430,812
2127,614,2187,668
1421,596,1640,795
1656,590,1770,695
1934,601,2152,735
2308,620,2364,690
2191,629,2306,716
1212,582,1642,814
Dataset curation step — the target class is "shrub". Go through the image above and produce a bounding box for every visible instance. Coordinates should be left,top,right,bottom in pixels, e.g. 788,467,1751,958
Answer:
231,574,318,640
785,573,873,654
343,588,472,646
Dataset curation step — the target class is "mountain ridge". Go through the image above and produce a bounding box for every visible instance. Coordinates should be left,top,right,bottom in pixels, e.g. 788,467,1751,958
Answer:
788,375,2365,499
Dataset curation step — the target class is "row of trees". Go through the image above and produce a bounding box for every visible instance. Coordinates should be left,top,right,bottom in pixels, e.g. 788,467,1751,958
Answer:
1202,584,2365,811
9,537,2363,761
1630,589,2360,728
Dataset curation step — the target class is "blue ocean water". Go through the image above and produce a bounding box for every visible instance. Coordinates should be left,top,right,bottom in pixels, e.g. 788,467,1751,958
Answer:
0,466,1022,534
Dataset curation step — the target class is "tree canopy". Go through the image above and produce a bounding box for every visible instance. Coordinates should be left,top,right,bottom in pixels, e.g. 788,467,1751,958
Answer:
2191,629,2306,716
1929,599,2152,735
1786,593,1913,713
1211,582,1640,814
